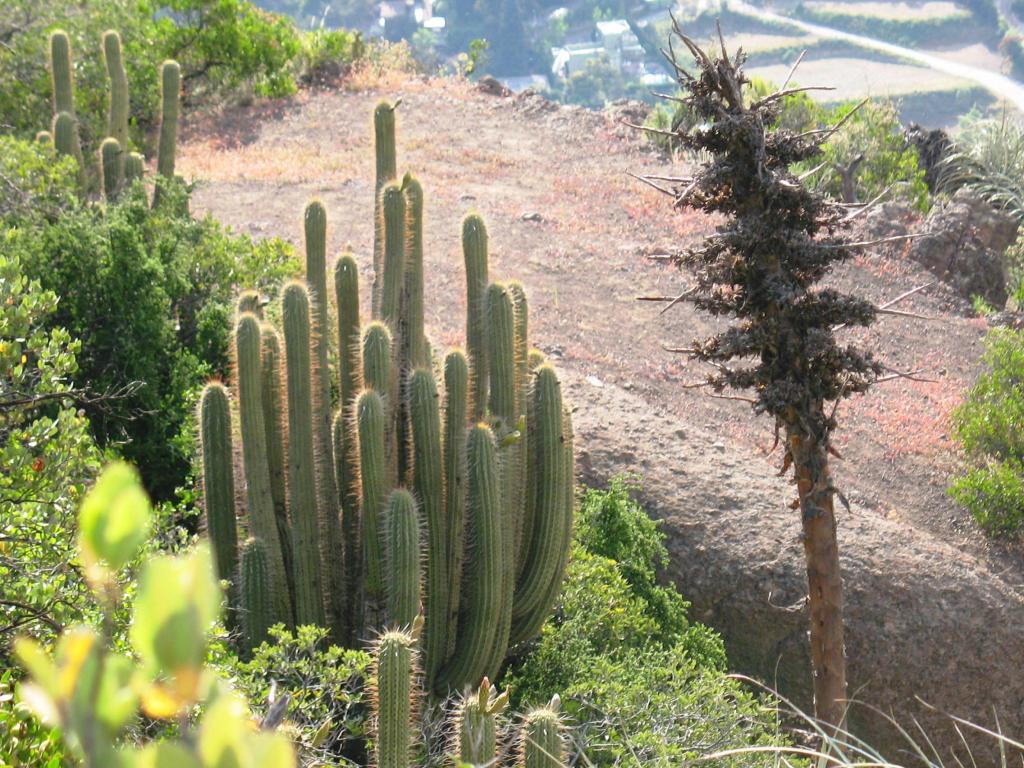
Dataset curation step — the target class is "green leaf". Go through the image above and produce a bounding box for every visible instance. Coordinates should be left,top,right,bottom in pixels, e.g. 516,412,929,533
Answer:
130,742,202,768
78,462,151,573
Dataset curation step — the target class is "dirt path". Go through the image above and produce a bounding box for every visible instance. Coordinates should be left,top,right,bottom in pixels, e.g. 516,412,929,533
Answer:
178,78,1024,756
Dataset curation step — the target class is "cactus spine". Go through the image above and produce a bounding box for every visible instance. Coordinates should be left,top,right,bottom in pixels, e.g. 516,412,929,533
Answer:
235,313,293,628
373,101,398,315
282,282,326,627
199,384,238,602
303,201,344,635
409,368,446,684
384,489,421,630
380,182,406,334
402,175,427,369
102,30,130,171
463,215,489,420
457,678,507,766
335,253,361,643
259,325,293,603
357,389,388,601
49,31,74,117
438,424,504,690
520,702,565,768
100,137,121,201
442,350,469,660
508,283,531,575
373,630,417,768
241,538,273,654
156,60,180,180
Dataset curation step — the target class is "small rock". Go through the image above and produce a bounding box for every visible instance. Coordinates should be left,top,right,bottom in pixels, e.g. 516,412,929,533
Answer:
521,211,544,222
586,375,604,388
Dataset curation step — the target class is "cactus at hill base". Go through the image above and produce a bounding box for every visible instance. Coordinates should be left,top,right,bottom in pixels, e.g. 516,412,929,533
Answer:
335,252,361,643
485,282,518,679
282,282,326,627
373,629,417,768
52,112,84,189
520,700,565,768
373,101,398,314
463,214,490,420
511,365,572,642
156,60,180,180
437,424,505,691
197,112,577,677
199,383,238,601
259,324,293,603
102,30,130,169
124,152,144,184
442,349,469,660
241,537,273,653
409,368,446,684
234,313,293,630
49,31,74,117
384,489,421,630
456,678,508,766
99,137,122,201
357,389,388,602
303,200,344,635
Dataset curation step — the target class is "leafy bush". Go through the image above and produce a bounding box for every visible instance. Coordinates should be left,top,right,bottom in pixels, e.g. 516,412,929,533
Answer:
949,328,1024,535
792,2,974,47
0,249,103,664
3,139,300,500
505,479,788,766
14,463,298,766
297,26,365,85
217,625,372,764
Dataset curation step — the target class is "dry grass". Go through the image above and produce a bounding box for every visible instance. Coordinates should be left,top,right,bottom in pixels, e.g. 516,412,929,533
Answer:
804,0,968,21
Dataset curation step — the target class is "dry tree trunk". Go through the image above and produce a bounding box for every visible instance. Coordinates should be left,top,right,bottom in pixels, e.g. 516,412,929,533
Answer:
789,427,848,731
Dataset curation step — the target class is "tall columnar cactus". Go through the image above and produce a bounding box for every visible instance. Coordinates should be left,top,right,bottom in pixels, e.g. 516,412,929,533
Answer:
520,700,565,768
438,424,505,690
457,678,508,767
156,60,180,180
235,313,293,629
259,324,293,600
463,214,489,420
409,368,445,684
241,537,273,654
124,152,145,184
402,175,427,370
335,252,361,643
52,112,84,188
384,489,421,630
357,389,388,602
373,101,398,314
511,366,573,646
303,200,344,634
443,349,469,659
373,629,417,768
282,282,326,627
485,282,518,678
102,30,130,167
238,289,262,317
380,182,406,334
99,137,122,201
49,31,74,117
362,321,394,402
508,282,531,574
199,383,238,601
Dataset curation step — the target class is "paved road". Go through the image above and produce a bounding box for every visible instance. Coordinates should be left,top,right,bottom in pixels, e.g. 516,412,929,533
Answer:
730,0,1024,112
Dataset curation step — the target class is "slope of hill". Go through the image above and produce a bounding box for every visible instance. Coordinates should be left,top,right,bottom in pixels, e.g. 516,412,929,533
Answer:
178,77,1024,759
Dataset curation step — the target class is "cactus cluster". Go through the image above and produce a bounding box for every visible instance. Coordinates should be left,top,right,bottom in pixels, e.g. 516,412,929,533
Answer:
370,629,567,768
43,28,177,203
198,103,576,691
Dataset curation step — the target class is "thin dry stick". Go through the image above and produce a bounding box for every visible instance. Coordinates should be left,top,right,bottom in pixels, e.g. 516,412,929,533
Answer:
833,281,934,331
777,50,807,93
626,171,675,196
839,185,893,223
794,97,870,141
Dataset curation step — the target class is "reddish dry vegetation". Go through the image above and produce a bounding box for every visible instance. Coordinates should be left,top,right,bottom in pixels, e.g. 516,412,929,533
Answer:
178,74,1012,571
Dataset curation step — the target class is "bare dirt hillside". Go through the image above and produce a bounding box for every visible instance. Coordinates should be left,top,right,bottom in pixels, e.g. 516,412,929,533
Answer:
178,76,1024,759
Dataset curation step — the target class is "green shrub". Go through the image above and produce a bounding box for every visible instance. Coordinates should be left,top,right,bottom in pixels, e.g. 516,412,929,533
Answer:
939,109,1024,221
0,669,65,768
3,139,300,500
949,328,1024,535
217,625,372,764
505,479,786,766
792,2,974,47
297,27,365,84
0,249,103,668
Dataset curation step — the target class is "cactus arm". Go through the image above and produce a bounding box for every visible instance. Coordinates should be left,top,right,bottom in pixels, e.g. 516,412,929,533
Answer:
372,630,417,768
241,538,274,655
198,383,239,617
156,60,180,179
356,389,389,603
520,705,566,768
384,489,421,630
463,214,489,420
102,30,130,170
408,368,446,685
442,349,469,662
99,137,122,201
49,31,74,117
372,101,397,315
